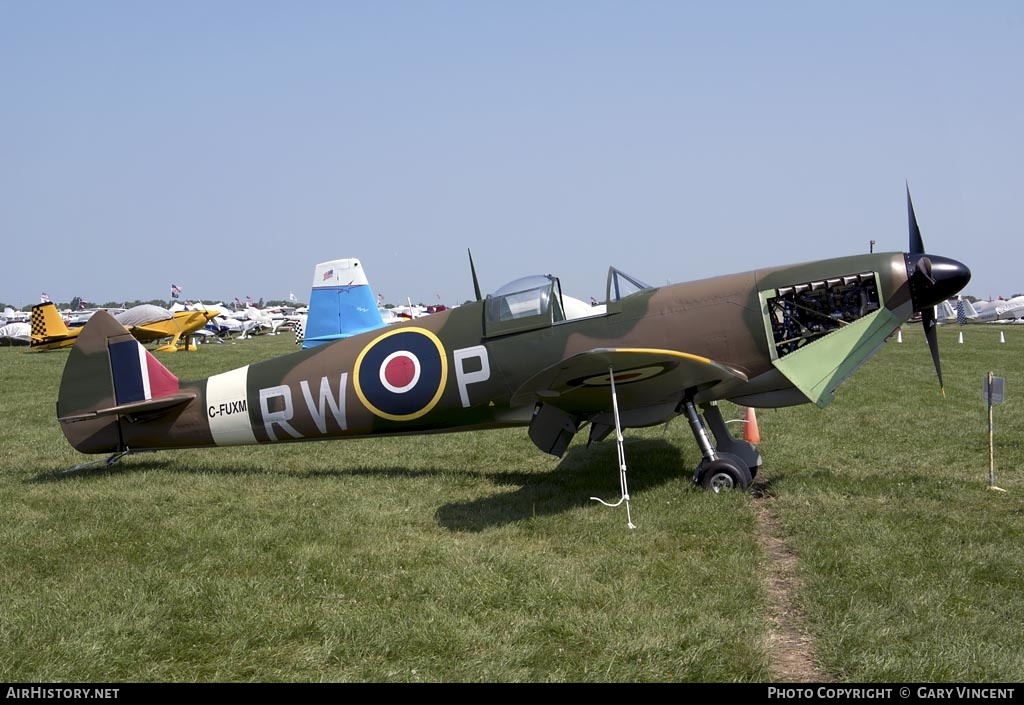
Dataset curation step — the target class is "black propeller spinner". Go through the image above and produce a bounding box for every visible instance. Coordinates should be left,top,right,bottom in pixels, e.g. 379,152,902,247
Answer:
904,186,971,396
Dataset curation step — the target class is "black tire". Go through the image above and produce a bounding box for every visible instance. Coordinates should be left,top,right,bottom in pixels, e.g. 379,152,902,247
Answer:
698,454,753,493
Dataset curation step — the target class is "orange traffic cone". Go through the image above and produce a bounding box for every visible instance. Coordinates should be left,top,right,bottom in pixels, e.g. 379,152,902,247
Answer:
744,407,761,444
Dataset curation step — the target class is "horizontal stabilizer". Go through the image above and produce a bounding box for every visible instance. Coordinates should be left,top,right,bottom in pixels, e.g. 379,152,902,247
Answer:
60,392,196,423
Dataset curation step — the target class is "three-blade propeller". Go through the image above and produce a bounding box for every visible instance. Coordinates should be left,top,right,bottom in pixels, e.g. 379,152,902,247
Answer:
907,188,944,395
904,186,971,397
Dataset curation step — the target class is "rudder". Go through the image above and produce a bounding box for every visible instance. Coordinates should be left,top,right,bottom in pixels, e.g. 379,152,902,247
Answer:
30,302,73,347
301,258,386,348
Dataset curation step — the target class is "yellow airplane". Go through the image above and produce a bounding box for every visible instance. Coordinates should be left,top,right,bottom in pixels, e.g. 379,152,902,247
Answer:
30,302,219,352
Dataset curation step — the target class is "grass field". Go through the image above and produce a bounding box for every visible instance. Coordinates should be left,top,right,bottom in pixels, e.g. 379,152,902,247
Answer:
0,326,1021,682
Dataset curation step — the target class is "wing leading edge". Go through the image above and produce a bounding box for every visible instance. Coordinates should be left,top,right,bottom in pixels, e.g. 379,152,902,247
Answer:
511,347,748,415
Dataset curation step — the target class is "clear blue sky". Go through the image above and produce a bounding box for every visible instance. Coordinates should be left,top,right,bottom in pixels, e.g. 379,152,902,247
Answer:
2,1,1021,307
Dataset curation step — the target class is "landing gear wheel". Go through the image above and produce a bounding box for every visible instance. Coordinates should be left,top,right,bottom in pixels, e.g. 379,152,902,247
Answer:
697,453,753,493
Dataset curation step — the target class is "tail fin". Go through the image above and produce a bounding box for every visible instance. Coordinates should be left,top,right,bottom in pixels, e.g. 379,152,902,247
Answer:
301,258,386,348
957,299,978,323
30,302,75,348
58,311,193,454
936,301,956,322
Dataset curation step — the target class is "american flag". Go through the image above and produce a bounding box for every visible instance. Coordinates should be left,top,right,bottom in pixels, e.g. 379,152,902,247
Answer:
171,284,183,299
78,299,89,310
323,269,334,281
40,293,50,303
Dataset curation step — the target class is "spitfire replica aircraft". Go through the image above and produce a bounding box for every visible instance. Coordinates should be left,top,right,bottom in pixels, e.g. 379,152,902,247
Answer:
31,302,219,352
54,190,969,526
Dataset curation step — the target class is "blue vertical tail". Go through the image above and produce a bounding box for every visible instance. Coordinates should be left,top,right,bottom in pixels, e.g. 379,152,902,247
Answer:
301,258,386,348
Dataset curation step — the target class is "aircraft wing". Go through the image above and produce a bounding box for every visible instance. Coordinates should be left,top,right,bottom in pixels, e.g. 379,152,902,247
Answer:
510,348,748,415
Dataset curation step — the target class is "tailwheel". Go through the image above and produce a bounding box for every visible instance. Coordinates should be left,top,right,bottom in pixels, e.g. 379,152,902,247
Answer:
697,452,753,493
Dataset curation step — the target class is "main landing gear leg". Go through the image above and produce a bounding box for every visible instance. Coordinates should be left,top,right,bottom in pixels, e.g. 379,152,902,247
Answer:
683,399,758,493
701,402,762,479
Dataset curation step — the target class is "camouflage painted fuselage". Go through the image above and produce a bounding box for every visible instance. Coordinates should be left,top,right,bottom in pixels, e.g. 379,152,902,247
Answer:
59,251,927,455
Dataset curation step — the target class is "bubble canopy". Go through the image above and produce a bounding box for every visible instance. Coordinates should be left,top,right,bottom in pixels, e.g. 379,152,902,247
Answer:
487,275,558,323
491,274,556,298
483,269,652,337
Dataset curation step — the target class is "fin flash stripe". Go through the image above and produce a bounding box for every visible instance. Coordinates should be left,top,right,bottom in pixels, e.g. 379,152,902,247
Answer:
110,339,179,405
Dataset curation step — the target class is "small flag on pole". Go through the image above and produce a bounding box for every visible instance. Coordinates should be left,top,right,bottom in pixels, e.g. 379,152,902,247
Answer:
171,284,183,299
40,292,50,303
288,291,297,303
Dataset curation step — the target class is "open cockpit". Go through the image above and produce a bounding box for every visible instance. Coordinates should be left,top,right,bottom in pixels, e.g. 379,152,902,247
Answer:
483,268,651,337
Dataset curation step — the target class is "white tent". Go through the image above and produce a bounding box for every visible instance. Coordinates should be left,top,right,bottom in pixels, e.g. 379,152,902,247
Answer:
0,322,30,345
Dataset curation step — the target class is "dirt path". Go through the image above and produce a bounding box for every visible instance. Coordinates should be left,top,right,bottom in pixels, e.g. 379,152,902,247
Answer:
753,492,830,682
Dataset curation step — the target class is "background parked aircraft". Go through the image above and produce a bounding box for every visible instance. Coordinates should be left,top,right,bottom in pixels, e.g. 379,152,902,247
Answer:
957,296,1024,323
30,302,219,352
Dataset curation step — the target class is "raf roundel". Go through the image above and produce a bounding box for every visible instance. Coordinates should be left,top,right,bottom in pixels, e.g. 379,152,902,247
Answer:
567,363,677,389
379,351,421,393
354,328,448,421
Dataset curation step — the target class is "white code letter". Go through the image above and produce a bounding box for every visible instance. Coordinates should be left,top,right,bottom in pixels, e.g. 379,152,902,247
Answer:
260,385,302,441
454,345,491,408
301,374,348,434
